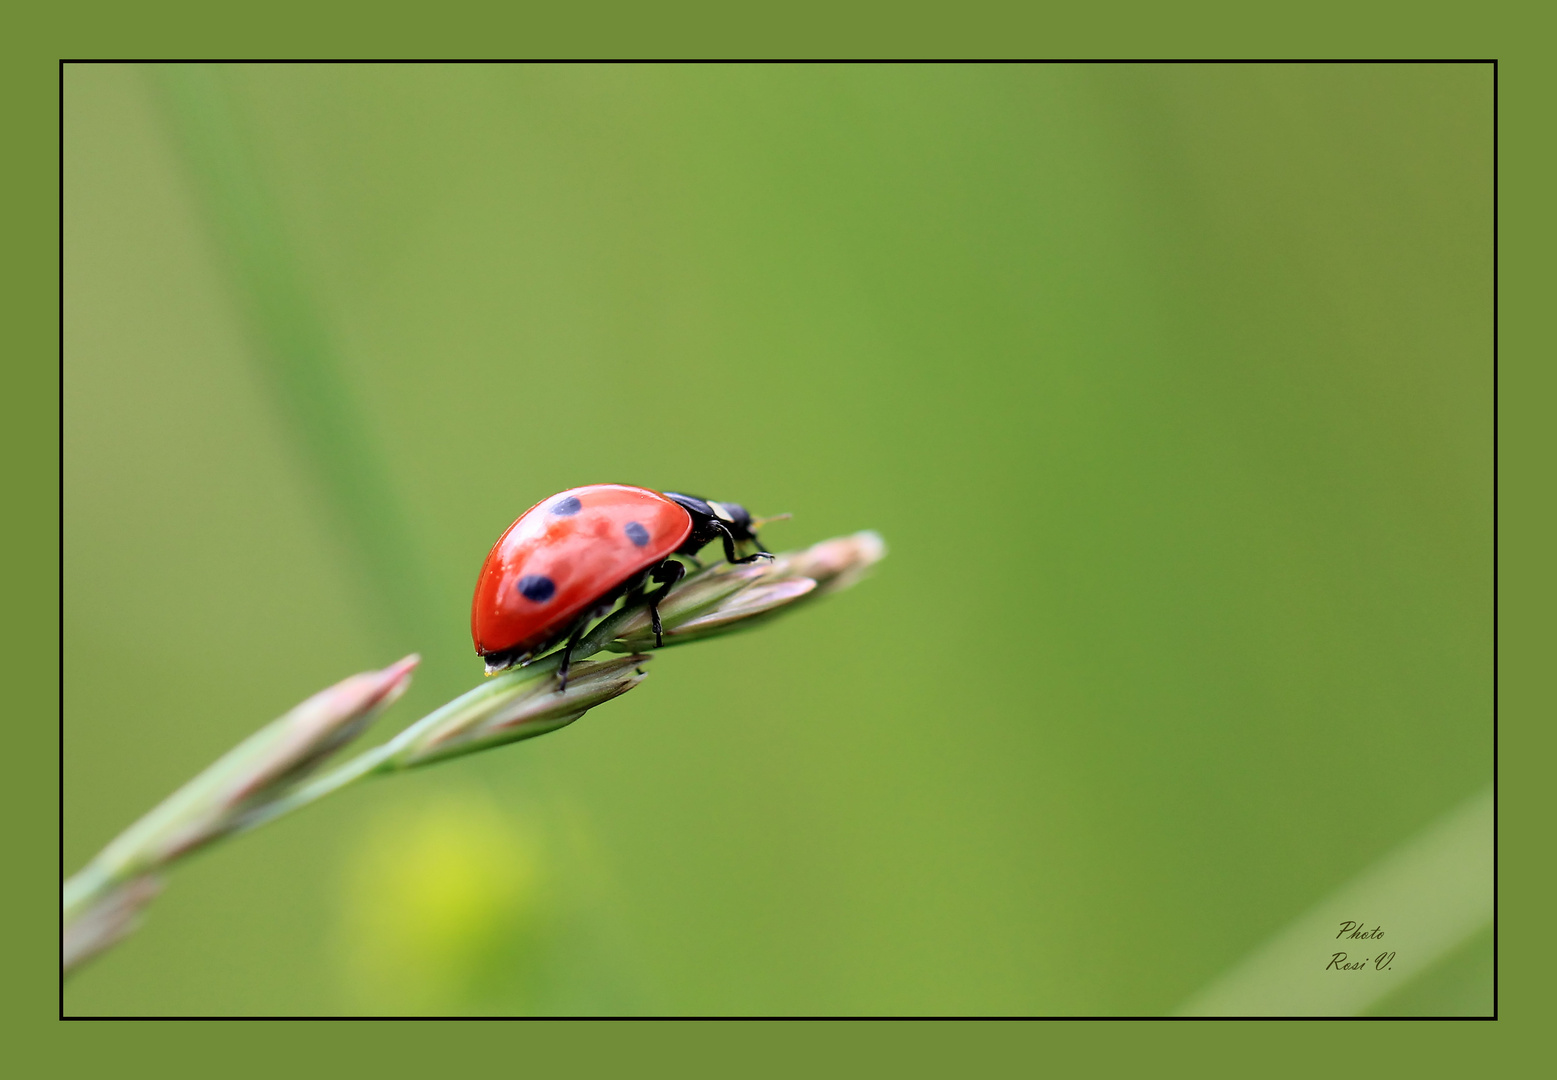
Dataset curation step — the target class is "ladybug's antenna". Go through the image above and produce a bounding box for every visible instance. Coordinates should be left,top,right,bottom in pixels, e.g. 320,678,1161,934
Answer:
749,512,792,529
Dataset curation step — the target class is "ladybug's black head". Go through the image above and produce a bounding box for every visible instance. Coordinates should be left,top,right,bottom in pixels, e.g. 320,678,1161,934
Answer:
708,500,755,540
663,491,755,540
663,491,770,564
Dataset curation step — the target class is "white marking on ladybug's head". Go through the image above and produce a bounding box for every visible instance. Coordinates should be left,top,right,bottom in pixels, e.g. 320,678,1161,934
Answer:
710,501,737,524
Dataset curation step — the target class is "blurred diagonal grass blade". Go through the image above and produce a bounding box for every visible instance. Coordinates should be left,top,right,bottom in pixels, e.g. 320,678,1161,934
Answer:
1175,787,1493,1016
151,63,434,646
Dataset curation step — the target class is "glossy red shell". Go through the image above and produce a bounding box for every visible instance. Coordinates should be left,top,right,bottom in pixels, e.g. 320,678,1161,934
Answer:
471,484,693,657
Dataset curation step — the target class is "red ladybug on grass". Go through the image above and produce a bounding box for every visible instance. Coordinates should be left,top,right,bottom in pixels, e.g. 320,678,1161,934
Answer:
471,485,774,687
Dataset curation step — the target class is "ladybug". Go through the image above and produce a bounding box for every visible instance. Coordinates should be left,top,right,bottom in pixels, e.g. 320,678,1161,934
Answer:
471,485,774,687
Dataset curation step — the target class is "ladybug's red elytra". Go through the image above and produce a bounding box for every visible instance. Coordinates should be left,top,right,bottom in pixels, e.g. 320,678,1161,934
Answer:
471,484,774,687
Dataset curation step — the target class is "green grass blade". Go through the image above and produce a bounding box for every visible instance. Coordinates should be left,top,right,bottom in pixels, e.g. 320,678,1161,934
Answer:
150,63,434,646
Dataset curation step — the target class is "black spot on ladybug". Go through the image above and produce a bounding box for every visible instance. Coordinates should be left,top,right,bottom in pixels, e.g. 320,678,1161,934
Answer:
624,521,650,547
517,575,556,602
551,496,582,516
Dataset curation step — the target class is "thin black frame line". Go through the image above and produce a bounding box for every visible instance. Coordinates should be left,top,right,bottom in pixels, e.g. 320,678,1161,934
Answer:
56,56,1501,1023
57,57,1502,66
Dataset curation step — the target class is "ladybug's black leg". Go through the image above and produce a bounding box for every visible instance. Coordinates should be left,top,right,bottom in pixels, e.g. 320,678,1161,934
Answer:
713,521,773,565
646,559,686,647
744,529,774,563
556,615,591,693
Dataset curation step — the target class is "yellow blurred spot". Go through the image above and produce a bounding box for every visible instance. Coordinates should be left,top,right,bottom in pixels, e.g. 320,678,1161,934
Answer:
337,790,546,1014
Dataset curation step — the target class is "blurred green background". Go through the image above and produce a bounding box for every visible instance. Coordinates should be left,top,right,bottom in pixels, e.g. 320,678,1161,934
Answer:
63,63,1492,1016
